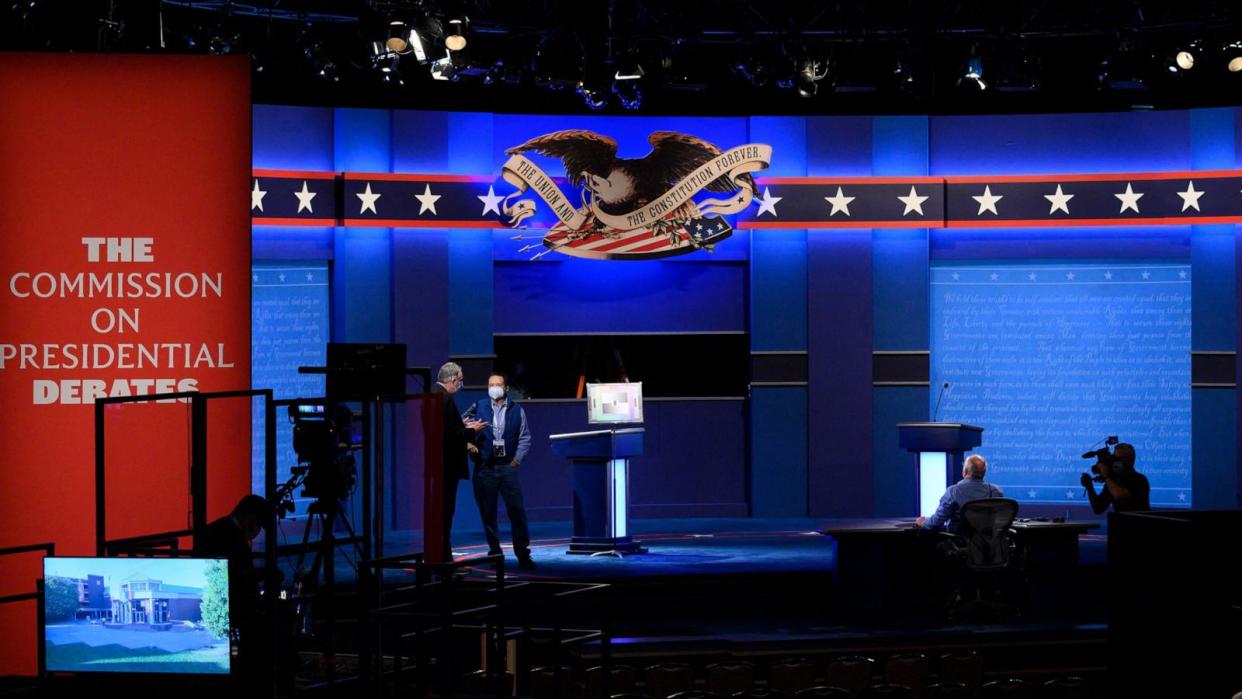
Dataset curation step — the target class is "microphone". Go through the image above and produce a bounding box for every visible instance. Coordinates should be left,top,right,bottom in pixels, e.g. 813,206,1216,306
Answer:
932,382,950,422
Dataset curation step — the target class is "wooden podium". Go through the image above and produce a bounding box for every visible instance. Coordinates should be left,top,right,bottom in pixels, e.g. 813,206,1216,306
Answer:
549,428,646,556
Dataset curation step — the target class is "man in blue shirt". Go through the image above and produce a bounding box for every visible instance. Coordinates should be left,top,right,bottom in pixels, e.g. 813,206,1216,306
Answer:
466,372,535,569
915,454,1004,533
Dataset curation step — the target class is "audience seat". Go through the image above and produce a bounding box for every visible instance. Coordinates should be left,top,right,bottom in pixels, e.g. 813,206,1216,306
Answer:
580,664,639,699
645,663,697,699
706,660,757,695
883,655,930,699
938,653,984,691
768,659,819,696
824,656,876,696
981,678,1033,699
531,665,575,699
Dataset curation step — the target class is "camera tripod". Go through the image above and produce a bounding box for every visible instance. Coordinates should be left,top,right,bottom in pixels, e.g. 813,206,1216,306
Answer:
291,495,367,677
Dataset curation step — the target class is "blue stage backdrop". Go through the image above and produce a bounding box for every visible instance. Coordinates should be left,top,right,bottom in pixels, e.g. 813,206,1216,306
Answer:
251,105,1242,520
251,261,329,515
931,260,1192,508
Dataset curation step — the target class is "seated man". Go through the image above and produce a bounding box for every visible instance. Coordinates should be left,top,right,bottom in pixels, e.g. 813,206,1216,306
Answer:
915,454,1004,533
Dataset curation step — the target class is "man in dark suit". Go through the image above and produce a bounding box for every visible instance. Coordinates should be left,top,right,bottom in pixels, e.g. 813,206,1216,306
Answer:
434,362,487,557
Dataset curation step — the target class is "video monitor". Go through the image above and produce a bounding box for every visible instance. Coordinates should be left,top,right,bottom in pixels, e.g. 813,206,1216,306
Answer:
586,382,644,425
43,557,230,675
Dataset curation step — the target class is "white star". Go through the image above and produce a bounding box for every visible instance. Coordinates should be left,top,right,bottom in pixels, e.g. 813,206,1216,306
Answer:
415,184,441,215
756,187,782,217
1028,272,1037,280
252,274,258,283
1066,272,1075,280
990,273,999,281
1104,271,1113,280
1141,271,1151,279
306,272,313,281
952,272,961,280
1178,492,1187,502
972,185,1003,216
294,181,317,213
1177,180,1204,212
278,273,286,282
1115,182,1143,214
1065,490,1076,499
251,179,267,212
824,186,855,216
897,186,929,216
356,183,381,214
1178,270,1187,279
1027,489,1037,498
1044,184,1074,215
478,185,504,216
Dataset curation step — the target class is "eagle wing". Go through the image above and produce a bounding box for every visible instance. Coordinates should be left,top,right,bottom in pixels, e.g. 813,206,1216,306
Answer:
641,131,757,194
505,130,618,189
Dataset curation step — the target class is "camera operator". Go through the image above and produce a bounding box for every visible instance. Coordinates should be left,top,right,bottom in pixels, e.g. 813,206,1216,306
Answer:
1081,442,1151,513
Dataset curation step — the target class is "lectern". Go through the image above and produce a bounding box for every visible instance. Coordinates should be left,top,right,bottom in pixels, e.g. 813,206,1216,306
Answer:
549,427,647,555
897,422,984,517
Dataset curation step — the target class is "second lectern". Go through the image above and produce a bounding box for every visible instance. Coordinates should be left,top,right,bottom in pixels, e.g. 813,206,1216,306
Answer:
897,422,984,518
549,428,647,555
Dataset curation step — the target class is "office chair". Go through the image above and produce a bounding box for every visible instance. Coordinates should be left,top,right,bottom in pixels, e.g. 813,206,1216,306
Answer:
940,497,1021,619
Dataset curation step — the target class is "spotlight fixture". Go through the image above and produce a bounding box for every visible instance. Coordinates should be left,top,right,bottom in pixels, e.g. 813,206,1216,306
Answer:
1172,40,1202,72
577,83,608,111
890,59,916,95
445,17,468,52
732,56,769,87
957,54,987,91
614,53,644,81
793,59,829,97
386,20,412,55
1224,40,1242,73
430,55,456,81
611,77,642,110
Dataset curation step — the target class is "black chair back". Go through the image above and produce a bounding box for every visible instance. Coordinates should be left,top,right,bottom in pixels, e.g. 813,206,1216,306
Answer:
959,498,1019,571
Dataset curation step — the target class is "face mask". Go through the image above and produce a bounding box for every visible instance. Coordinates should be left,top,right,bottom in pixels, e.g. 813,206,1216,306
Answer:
488,386,505,400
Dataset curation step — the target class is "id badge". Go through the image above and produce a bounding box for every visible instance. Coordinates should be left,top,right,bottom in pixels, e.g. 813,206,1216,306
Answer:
492,440,506,458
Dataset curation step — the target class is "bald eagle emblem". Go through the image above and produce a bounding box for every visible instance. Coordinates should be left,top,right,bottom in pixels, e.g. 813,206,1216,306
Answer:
499,130,771,260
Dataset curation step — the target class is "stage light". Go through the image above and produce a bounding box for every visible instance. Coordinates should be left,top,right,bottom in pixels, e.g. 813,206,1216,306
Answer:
732,56,769,87
430,56,456,81
614,53,644,81
1224,41,1242,72
1171,40,1202,72
888,59,916,95
793,59,828,97
445,17,468,52
957,54,986,91
577,83,608,111
386,20,412,55
612,77,642,110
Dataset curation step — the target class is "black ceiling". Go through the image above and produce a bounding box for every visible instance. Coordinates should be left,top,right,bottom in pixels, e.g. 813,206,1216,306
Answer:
4,1,1242,115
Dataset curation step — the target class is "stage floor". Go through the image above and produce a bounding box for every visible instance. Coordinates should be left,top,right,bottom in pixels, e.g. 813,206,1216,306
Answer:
271,516,1107,583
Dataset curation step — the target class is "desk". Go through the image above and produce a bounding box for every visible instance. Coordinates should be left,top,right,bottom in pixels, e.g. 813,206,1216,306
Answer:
820,519,1099,617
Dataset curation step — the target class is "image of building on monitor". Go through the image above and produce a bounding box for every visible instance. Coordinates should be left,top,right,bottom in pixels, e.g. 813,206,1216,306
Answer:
587,382,644,424
43,557,230,674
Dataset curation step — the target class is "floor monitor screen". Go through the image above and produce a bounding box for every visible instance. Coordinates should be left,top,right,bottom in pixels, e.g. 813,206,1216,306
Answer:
43,557,231,675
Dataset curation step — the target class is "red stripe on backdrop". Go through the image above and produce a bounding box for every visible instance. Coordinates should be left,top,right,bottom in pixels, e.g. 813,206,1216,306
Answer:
0,53,252,675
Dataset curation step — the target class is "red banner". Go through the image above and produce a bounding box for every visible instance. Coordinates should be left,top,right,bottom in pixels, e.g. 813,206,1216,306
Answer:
0,53,251,674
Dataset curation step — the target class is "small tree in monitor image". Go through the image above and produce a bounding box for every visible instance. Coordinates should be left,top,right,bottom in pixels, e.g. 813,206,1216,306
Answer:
200,561,230,640
44,576,80,621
